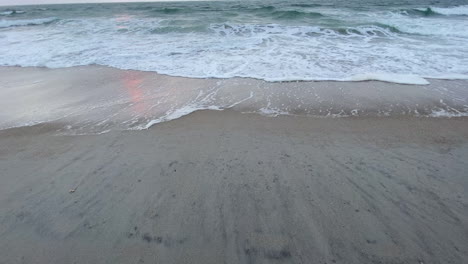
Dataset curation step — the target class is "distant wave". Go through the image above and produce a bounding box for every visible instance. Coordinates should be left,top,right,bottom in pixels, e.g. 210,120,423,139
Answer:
409,8,442,17
335,24,403,36
270,10,324,20
151,7,188,15
251,6,276,12
247,6,326,20
209,23,402,38
0,10,26,16
290,4,322,8
402,5,468,17
430,5,468,15
150,25,207,34
146,6,326,20
0,18,58,28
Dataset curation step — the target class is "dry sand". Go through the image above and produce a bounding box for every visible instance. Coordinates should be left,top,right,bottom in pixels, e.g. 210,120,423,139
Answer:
0,110,467,264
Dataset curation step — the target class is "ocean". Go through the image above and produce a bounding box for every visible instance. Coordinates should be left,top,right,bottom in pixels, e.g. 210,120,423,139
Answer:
1,1,468,133
1,0,468,83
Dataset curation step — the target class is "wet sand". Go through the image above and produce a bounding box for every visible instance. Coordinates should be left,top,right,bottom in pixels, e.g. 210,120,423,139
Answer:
1,66,468,134
0,110,467,264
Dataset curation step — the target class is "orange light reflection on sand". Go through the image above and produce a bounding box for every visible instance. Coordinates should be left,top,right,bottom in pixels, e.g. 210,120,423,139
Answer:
122,71,147,114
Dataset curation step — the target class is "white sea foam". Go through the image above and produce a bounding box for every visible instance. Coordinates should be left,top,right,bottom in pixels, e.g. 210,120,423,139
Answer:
0,3,467,84
141,105,223,129
258,107,289,117
0,17,57,28
424,73,468,80
347,73,430,85
0,11,14,16
430,109,468,117
0,10,24,16
431,5,468,16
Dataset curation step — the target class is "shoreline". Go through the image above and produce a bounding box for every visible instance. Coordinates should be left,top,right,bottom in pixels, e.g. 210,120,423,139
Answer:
1,109,467,263
2,65,468,84
1,65,468,134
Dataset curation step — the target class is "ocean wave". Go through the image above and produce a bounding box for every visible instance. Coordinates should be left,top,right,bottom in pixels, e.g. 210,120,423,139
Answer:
150,25,207,34
346,73,429,85
0,10,25,16
1,17,466,84
270,10,324,20
251,6,276,12
334,24,402,36
375,10,468,38
0,2,467,85
236,6,326,20
430,5,468,16
290,4,322,8
209,23,402,38
246,72,431,84
0,11,13,16
151,7,188,15
0,17,58,28
401,5,468,17
408,8,442,17
423,73,468,80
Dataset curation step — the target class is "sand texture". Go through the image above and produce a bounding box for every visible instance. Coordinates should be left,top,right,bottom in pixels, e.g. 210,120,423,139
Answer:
0,110,467,264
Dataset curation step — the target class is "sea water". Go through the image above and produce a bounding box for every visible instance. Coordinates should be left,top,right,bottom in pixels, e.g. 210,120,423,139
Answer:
1,0,468,84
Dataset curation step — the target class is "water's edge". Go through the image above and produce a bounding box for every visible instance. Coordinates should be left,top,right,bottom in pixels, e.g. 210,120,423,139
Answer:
1,65,467,135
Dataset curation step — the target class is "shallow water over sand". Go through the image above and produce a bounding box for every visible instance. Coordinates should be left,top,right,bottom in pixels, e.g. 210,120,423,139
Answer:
0,66,467,134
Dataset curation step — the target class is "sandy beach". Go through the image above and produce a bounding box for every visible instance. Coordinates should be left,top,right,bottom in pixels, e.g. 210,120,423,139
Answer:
2,1,468,263
1,109,467,264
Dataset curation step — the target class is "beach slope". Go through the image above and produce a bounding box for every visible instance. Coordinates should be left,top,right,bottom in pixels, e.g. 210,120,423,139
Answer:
0,110,467,264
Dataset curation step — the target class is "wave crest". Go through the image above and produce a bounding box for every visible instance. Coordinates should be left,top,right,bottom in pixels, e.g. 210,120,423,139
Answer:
209,23,402,38
0,10,25,16
431,5,468,16
271,10,324,20
0,17,58,28
401,5,468,17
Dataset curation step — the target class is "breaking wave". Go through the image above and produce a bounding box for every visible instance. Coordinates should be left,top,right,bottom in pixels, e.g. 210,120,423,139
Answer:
0,17,58,28
0,1,467,84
